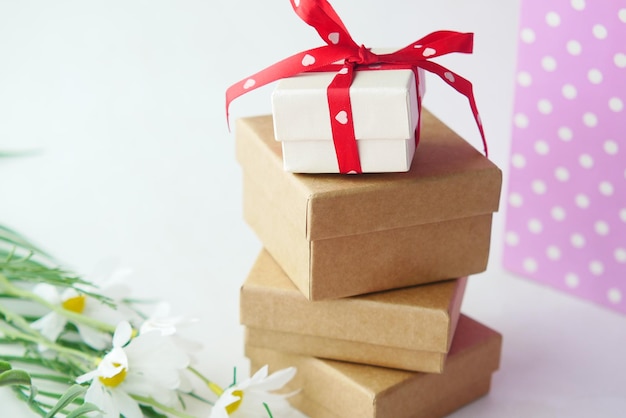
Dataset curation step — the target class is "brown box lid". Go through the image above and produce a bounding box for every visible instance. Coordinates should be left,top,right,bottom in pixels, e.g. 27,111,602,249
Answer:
246,315,502,418
240,250,466,353
235,109,501,242
245,327,447,373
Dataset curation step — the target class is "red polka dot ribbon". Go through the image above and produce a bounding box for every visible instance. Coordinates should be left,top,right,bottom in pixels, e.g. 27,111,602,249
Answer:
226,0,488,174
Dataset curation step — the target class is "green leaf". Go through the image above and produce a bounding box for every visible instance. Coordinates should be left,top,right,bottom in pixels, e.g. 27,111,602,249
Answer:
11,385,48,416
0,224,51,259
45,384,87,418
139,404,169,418
0,369,31,386
65,403,101,418
0,360,12,373
28,384,38,405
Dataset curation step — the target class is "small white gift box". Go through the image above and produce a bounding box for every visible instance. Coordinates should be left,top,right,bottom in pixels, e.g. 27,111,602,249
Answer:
271,67,426,173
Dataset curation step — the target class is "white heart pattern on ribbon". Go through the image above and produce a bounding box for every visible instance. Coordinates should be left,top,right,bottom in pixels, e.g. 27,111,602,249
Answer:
444,72,455,83
338,67,349,75
294,0,300,7
301,54,316,66
243,79,256,89
328,32,340,44
335,110,348,125
422,47,436,57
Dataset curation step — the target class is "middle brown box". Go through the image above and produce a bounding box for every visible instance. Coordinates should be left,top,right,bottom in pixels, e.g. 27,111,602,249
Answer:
240,250,466,373
236,110,502,300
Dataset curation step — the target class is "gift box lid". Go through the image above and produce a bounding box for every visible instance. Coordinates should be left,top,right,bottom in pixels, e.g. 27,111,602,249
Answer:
235,109,502,242
272,68,423,141
245,315,502,418
245,326,448,373
240,249,466,353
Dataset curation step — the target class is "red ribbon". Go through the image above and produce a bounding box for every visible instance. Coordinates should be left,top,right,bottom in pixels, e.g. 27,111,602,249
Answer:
226,0,487,173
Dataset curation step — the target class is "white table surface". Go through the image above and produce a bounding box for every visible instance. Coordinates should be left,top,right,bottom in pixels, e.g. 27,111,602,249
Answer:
1,1,625,416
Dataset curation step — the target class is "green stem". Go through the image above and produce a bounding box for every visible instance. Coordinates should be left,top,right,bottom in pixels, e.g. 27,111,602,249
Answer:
188,366,224,397
28,372,74,385
0,273,117,334
0,321,98,365
184,391,214,406
187,366,212,386
0,297,43,339
0,354,85,377
263,402,274,418
28,389,67,400
131,395,198,418
11,386,48,417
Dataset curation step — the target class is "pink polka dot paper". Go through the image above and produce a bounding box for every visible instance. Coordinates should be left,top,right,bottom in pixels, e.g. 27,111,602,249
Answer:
504,1,626,314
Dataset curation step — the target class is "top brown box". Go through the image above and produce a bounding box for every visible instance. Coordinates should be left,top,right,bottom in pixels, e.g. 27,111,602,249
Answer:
236,109,502,300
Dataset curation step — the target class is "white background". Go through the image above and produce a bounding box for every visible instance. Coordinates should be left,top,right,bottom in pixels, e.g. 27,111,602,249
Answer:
1,1,625,417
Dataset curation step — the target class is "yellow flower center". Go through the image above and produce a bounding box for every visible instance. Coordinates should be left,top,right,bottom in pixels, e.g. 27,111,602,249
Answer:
62,295,86,313
226,390,243,415
98,363,127,387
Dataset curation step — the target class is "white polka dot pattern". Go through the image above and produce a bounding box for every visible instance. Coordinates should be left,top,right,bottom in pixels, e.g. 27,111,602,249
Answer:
505,2,626,314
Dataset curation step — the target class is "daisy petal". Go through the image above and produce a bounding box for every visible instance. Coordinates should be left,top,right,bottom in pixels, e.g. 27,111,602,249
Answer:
60,287,79,300
212,390,242,413
31,313,67,343
112,389,142,418
32,283,62,304
112,321,132,347
209,404,230,418
85,381,119,418
76,370,98,384
253,367,297,392
76,323,111,350
240,364,269,389
98,347,127,377
178,371,193,393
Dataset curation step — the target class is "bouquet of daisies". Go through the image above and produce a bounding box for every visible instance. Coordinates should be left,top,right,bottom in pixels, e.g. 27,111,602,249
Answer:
0,224,302,418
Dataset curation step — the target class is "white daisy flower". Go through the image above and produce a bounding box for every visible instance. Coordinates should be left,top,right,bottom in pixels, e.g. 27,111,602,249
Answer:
77,321,190,418
140,302,199,337
30,276,134,350
140,302,201,393
210,365,305,418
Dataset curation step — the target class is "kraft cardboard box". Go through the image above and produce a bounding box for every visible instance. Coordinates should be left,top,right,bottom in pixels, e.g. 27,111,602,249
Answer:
236,109,502,300
246,327,451,375
272,68,425,173
246,315,502,418
240,250,466,372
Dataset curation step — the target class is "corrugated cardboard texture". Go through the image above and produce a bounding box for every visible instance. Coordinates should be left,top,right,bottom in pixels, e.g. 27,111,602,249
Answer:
236,110,502,300
240,250,466,353
246,315,502,418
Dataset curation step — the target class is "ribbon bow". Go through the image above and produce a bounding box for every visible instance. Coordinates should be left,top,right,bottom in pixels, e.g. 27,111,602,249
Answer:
226,0,487,173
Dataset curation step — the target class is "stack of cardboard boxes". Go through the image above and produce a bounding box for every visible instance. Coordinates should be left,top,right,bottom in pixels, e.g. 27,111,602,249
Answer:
235,108,503,417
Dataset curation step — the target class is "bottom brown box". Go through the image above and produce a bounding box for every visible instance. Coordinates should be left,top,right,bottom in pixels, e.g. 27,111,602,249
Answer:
289,377,492,418
246,315,501,418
